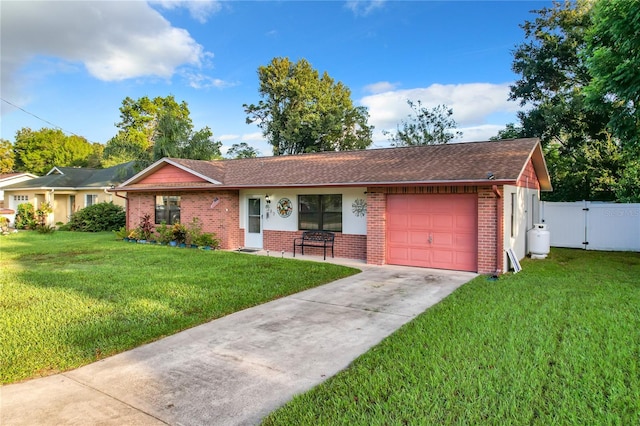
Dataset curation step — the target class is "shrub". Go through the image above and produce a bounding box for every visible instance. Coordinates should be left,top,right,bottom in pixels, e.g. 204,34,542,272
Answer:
171,222,187,244
137,214,154,241
186,217,203,245
66,202,125,232
15,203,35,229
35,202,53,228
155,221,173,244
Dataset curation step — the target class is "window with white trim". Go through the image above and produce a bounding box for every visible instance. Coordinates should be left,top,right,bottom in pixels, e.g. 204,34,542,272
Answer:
13,195,29,202
86,194,98,207
298,194,342,232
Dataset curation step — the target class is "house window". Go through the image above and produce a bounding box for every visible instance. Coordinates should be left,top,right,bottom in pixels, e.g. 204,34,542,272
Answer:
86,194,98,207
298,194,342,232
13,195,29,202
155,196,181,224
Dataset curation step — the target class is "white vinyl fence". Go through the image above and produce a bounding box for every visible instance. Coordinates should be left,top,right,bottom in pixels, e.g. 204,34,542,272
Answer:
540,201,640,251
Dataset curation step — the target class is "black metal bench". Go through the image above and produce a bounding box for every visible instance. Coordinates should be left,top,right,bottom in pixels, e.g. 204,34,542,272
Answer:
293,231,335,260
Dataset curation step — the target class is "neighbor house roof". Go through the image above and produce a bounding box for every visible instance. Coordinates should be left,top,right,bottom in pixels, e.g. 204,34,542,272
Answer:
118,138,552,191
2,162,137,190
0,172,38,184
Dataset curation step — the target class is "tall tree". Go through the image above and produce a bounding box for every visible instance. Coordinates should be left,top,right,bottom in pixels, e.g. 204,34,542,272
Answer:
104,95,220,168
244,57,373,155
489,123,525,141
103,95,191,166
510,0,625,201
226,142,260,159
384,101,462,146
0,139,15,173
584,0,640,202
13,128,94,175
152,112,221,164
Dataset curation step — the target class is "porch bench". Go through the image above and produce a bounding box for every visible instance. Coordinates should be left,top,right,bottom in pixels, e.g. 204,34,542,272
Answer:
293,231,335,260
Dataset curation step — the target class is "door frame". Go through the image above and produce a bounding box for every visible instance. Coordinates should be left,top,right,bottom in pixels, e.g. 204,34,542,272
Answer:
244,196,263,249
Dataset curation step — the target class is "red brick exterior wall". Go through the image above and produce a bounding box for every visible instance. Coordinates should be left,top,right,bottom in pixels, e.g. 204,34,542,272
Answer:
264,230,367,260
126,190,241,250
126,183,508,274
366,191,387,265
477,186,503,274
517,159,541,190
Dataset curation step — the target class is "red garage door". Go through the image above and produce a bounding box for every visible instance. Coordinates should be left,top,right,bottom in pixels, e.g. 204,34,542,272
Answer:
387,194,478,272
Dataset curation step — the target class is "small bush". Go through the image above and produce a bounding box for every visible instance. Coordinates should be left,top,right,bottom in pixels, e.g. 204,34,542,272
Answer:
15,203,35,229
66,202,125,232
155,221,173,244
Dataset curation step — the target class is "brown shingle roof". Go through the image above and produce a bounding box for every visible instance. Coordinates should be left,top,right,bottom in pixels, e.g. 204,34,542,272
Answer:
121,138,550,190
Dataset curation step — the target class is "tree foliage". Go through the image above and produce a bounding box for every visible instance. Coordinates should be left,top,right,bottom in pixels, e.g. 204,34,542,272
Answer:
384,101,462,146
12,128,95,175
244,57,373,155
509,0,628,201
584,0,640,202
104,95,220,168
226,142,260,159
0,139,15,173
153,113,221,163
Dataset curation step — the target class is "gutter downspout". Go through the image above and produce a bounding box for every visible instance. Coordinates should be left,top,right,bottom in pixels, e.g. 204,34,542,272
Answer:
492,185,503,275
113,190,129,230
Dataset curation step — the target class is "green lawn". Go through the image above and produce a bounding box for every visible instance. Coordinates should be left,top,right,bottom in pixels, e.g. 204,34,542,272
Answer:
0,231,359,384
263,249,640,425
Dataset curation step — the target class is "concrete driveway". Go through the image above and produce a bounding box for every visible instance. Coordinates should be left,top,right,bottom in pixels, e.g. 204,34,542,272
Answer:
1,263,475,426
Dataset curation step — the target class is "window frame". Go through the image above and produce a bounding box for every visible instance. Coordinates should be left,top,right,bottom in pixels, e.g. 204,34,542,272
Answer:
85,194,98,207
298,194,342,232
155,195,181,225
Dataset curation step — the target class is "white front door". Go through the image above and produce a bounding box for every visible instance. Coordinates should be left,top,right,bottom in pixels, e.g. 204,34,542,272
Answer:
245,197,263,248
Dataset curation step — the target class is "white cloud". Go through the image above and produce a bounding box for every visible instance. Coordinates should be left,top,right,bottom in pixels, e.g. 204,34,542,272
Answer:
360,82,519,142
0,1,225,114
151,0,223,23
363,81,399,94
345,0,386,16
218,134,241,142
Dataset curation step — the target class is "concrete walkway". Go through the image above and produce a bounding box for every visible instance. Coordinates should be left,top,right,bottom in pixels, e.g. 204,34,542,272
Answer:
1,257,475,426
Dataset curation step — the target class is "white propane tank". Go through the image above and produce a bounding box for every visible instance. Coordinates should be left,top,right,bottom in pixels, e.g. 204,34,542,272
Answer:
528,223,550,259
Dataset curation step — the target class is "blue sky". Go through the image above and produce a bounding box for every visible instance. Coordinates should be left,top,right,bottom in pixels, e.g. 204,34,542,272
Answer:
1,0,550,156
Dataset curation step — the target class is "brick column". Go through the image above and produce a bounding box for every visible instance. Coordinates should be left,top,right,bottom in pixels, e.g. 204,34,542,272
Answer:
477,186,503,274
366,190,386,265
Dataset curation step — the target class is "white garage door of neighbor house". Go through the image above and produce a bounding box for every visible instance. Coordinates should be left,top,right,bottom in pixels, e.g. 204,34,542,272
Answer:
387,194,478,272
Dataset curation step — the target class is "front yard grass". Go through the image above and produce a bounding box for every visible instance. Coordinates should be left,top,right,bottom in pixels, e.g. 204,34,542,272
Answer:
264,249,640,425
0,231,359,384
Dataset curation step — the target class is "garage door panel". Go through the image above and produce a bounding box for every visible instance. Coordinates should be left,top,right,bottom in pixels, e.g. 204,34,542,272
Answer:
432,214,453,229
387,194,477,272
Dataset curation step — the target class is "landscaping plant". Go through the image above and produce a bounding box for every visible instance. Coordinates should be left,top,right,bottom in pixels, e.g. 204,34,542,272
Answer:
64,202,126,232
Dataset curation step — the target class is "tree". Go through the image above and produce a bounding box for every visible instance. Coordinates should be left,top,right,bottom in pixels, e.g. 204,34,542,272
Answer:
152,112,221,163
104,96,221,168
0,139,15,173
584,0,640,202
489,123,525,141
509,0,626,201
103,95,191,165
244,57,373,155
384,101,462,146
226,142,260,159
13,128,94,175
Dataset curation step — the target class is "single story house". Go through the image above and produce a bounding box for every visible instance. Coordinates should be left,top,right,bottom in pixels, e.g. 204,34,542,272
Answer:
3,162,136,225
0,172,38,207
113,138,551,274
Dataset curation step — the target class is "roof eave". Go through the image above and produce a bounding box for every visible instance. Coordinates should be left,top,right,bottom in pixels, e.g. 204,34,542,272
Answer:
112,179,517,192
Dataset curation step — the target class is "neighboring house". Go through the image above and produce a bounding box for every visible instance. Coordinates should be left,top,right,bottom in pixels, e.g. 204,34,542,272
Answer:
0,172,38,208
114,139,552,274
3,162,136,225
